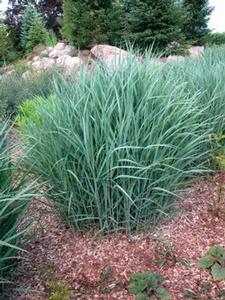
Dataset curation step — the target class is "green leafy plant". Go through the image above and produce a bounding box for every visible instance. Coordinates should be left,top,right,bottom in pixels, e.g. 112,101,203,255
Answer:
15,96,55,132
128,272,171,300
199,246,225,281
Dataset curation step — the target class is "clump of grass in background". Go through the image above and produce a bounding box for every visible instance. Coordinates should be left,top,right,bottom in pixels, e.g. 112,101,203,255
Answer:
19,51,219,233
0,122,33,294
0,69,62,120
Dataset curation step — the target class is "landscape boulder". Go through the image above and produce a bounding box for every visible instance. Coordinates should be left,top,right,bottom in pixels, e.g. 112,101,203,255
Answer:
91,45,128,69
40,47,53,57
188,46,204,58
22,70,32,80
167,55,185,63
31,57,55,73
56,55,83,74
54,42,66,51
49,44,74,59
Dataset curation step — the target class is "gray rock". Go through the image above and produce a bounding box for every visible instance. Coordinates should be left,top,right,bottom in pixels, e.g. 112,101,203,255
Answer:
56,55,83,74
91,44,128,70
189,46,204,58
22,70,32,80
31,57,55,72
167,55,185,63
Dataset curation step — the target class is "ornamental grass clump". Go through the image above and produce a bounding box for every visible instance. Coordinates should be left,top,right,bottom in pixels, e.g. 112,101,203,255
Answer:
0,122,33,293
20,55,216,233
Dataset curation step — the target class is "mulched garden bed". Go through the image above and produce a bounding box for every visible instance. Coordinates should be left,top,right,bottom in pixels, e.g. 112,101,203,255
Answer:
10,173,225,300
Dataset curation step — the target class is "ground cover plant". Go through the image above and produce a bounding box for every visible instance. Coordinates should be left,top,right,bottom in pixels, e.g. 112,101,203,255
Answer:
16,47,225,234
0,122,33,295
128,271,171,300
199,246,225,281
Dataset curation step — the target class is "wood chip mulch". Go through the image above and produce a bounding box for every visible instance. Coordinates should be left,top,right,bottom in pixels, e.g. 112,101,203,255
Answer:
10,173,225,300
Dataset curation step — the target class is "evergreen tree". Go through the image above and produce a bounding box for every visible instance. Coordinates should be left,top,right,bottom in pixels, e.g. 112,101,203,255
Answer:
183,0,213,45
5,0,62,37
125,0,185,51
20,3,38,48
25,13,48,51
20,4,47,51
62,0,124,48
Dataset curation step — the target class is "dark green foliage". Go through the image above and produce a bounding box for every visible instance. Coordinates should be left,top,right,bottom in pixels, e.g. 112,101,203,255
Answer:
0,25,20,66
182,0,213,45
205,33,225,46
199,246,225,281
62,0,124,48
128,272,171,299
125,0,185,52
20,3,47,51
20,3,38,49
5,0,62,37
25,15,48,52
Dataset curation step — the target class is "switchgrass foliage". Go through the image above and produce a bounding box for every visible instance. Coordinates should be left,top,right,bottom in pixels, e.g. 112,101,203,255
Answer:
0,122,33,292
20,46,225,233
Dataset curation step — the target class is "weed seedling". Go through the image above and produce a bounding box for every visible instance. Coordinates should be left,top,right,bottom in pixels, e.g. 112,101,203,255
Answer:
199,245,225,281
155,241,190,268
128,271,171,300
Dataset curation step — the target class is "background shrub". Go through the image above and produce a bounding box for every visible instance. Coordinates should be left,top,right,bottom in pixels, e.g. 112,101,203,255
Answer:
205,32,225,46
20,53,223,233
0,70,62,120
0,25,20,66
16,96,55,132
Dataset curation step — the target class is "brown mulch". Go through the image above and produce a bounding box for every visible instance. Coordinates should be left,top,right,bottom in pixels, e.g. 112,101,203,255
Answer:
10,173,225,300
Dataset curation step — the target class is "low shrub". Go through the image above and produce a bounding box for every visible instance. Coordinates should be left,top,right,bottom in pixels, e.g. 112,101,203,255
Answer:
205,32,225,46
0,122,33,293
0,70,61,120
0,25,20,67
20,54,218,233
16,96,55,132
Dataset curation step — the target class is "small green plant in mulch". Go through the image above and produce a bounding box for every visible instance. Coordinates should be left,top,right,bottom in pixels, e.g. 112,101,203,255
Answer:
210,132,225,170
99,265,123,294
184,281,212,299
199,246,225,281
47,280,71,300
128,272,171,300
184,281,225,299
155,241,190,268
